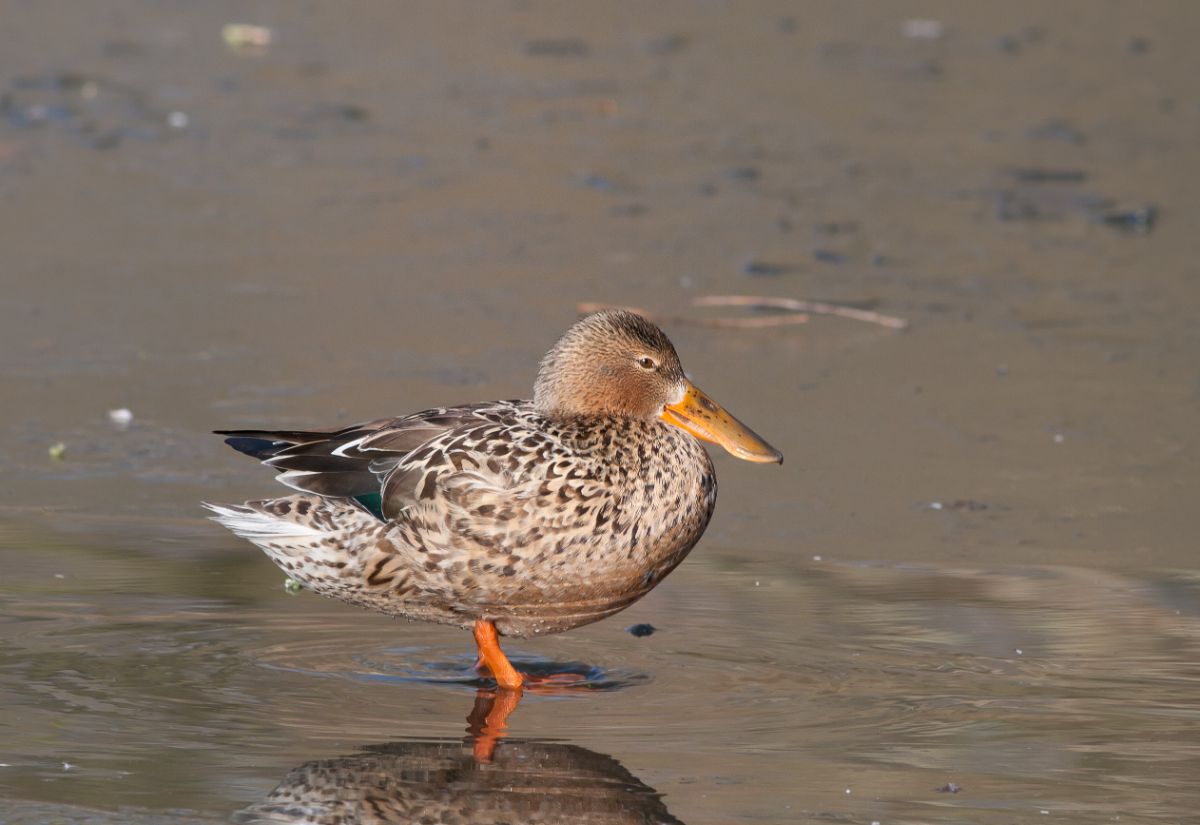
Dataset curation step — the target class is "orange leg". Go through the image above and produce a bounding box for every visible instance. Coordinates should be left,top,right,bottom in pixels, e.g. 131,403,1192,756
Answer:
465,688,522,763
472,619,524,691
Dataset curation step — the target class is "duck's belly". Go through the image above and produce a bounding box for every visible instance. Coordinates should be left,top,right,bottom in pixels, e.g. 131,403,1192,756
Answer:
372,482,715,637
487,516,710,637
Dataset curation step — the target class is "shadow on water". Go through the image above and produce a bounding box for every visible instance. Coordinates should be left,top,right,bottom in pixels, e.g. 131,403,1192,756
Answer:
235,689,683,825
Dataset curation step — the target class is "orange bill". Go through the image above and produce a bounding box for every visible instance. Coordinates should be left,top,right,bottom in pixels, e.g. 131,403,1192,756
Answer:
660,381,783,464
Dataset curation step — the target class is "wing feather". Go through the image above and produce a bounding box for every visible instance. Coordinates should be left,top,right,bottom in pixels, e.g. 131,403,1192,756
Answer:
216,402,527,516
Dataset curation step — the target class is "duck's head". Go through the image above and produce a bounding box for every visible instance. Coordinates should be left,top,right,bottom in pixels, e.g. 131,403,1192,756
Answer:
534,310,783,464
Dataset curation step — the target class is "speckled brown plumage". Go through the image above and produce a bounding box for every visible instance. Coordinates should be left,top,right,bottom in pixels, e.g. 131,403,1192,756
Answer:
235,739,683,824
207,310,779,647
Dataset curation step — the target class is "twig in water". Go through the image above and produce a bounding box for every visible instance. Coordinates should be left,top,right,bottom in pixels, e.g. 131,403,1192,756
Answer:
576,300,809,328
693,295,908,329
577,295,908,330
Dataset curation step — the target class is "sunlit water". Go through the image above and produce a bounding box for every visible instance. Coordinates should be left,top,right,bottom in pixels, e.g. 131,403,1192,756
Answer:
3,1,1200,823
2,518,1198,824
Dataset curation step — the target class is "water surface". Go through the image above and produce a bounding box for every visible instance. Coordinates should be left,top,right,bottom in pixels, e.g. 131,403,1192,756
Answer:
2,2,1199,823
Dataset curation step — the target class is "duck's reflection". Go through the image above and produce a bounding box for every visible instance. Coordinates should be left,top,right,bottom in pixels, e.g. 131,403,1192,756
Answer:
238,689,684,824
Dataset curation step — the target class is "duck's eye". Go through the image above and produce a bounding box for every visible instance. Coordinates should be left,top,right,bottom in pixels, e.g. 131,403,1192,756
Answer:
636,356,657,371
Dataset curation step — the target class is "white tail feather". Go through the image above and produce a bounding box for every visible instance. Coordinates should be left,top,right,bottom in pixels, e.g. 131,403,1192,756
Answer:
202,502,322,544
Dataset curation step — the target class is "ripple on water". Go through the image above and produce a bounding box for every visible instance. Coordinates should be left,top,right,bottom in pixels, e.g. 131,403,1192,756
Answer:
252,635,650,692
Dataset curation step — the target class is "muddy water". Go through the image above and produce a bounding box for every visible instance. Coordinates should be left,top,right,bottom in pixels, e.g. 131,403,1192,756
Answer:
2,2,1199,823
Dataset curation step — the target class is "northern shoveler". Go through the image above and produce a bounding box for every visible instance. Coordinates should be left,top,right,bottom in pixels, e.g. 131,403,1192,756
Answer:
206,310,781,690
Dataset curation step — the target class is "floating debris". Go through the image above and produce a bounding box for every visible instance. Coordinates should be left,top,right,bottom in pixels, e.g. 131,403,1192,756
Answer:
728,166,761,181
107,407,134,428
627,623,656,637
935,782,962,793
815,220,859,236
1027,117,1086,144
1097,203,1157,233
222,23,274,51
1008,168,1087,183
48,442,66,461
309,102,371,123
995,34,1022,54
578,295,908,330
928,500,988,512
283,577,304,595
742,260,791,277
645,33,689,55
2,72,178,149
582,173,621,192
812,249,847,264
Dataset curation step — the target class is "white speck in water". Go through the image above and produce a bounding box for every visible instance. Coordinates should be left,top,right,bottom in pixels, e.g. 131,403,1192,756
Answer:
812,555,822,561
167,111,189,129
1041,811,1050,815
1053,433,1064,443
108,408,134,428
1016,648,1023,655
929,501,943,510
62,762,74,771
754,580,760,586
845,788,852,795
54,573,65,579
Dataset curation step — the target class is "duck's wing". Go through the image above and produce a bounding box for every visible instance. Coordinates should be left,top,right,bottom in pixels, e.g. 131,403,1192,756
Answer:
215,401,528,508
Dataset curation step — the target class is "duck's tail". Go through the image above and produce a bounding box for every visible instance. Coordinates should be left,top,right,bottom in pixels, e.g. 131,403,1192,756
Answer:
203,497,382,595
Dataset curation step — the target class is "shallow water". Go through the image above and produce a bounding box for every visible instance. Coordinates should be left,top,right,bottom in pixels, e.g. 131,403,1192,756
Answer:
3,520,1199,823
3,1,1200,823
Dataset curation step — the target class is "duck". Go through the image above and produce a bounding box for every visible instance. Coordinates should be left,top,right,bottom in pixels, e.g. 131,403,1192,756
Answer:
206,310,781,690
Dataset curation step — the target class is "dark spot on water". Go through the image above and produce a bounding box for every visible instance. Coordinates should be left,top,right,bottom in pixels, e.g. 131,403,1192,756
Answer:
742,260,790,277
1098,204,1157,234
645,33,689,55
1008,168,1087,183
583,173,619,192
1027,117,1086,144
935,782,962,794
308,102,370,123
813,249,847,264
627,623,656,637
609,203,647,217
996,34,1022,54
